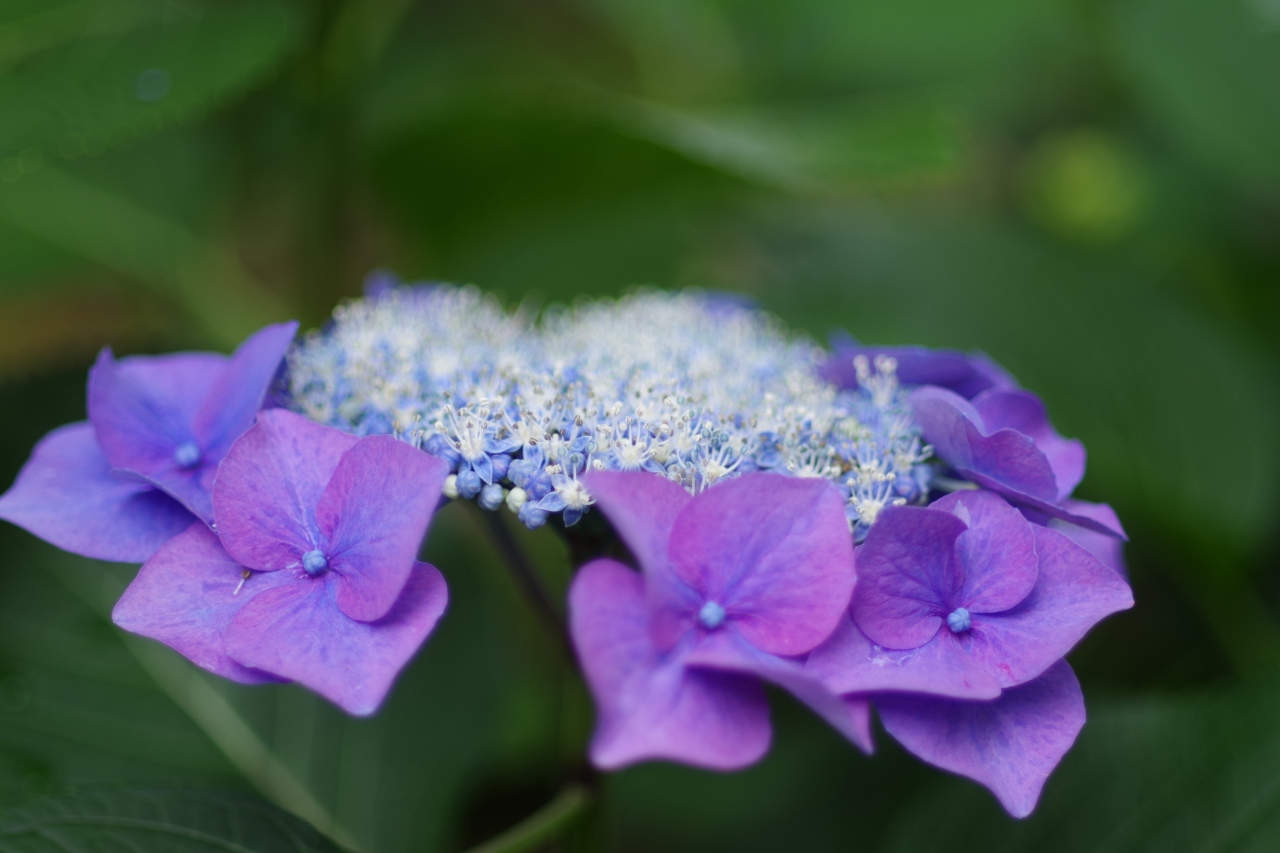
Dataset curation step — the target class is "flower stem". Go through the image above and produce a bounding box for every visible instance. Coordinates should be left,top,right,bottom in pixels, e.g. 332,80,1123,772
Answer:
460,784,593,853
474,507,577,663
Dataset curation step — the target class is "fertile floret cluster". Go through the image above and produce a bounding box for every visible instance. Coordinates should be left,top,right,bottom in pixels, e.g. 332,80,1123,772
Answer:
284,285,932,534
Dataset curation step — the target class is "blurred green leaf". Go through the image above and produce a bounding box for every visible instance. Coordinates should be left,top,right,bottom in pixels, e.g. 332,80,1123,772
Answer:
1115,0,1280,186
0,785,343,853
881,677,1280,852
0,0,299,168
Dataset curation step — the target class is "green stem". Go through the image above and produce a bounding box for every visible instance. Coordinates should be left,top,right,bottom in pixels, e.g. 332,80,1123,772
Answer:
460,784,593,853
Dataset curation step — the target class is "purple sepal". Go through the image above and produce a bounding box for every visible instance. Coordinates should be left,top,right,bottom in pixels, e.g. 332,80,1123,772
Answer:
112,523,288,683
911,386,1124,539
224,562,448,716
1044,501,1128,577
0,422,195,563
821,335,1016,399
876,659,1085,818
569,560,771,770
88,322,298,521
664,474,855,656
582,471,691,576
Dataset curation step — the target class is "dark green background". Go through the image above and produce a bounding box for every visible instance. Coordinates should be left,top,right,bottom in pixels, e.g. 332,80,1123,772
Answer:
0,0,1278,850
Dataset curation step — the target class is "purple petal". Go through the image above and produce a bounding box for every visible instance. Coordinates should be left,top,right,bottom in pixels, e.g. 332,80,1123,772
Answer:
683,629,875,752
224,562,448,716
89,349,229,519
912,386,1061,505
568,559,771,770
212,410,358,571
111,522,289,683
1046,501,1128,574
973,390,1085,500
667,474,855,656
582,471,692,576
806,615,1001,700
317,436,449,622
192,322,298,461
820,337,1016,399
851,505,966,650
0,422,195,563
969,525,1133,688
876,659,1086,818
843,697,875,755
931,490,1037,614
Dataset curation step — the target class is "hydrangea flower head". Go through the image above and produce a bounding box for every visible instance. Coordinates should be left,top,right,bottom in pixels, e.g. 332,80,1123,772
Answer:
284,285,932,533
112,409,449,714
569,471,865,769
0,322,297,562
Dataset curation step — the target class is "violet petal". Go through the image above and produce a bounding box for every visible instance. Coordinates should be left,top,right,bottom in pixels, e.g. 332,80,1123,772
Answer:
212,410,358,571
973,389,1085,500
931,490,1038,614
569,559,770,770
1046,501,1128,575
582,471,691,576
317,436,449,622
193,321,298,461
668,474,855,656
851,505,966,651
224,562,448,716
969,525,1133,688
111,522,288,683
0,422,194,563
876,659,1086,818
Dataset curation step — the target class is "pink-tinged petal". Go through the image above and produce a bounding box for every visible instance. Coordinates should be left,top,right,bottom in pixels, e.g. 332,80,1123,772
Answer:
806,616,1000,701
684,628,873,752
973,390,1085,500
844,697,875,754
569,559,770,770
212,410,358,571
931,490,1037,613
317,436,449,622
111,523,289,683
668,475,855,656
1047,501,1128,575
877,659,1086,818
582,471,692,576
851,506,966,650
224,562,448,716
193,322,298,460
0,423,195,563
968,526,1134,688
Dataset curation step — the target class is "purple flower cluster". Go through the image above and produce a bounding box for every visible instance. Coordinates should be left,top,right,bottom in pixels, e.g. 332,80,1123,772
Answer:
0,292,1134,817
0,324,449,715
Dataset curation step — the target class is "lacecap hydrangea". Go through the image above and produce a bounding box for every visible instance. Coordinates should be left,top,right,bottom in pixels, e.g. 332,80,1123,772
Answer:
284,285,932,538
0,277,1132,823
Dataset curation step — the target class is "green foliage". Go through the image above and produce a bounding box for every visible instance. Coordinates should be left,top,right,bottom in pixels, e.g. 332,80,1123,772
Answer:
0,786,344,853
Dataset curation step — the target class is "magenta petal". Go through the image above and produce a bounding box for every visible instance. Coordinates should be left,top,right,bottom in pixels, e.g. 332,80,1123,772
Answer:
224,562,448,716
876,659,1086,818
569,559,770,770
851,506,966,650
844,697,875,755
970,526,1133,688
806,616,1001,700
193,321,298,460
973,390,1085,500
582,471,691,575
931,490,1037,614
683,629,874,752
213,410,358,571
317,436,449,621
112,523,289,683
0,422,194,563
668,474,855,656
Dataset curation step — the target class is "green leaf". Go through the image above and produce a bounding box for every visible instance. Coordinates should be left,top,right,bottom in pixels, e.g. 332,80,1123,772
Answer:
0,786,344,852
1114,0,1280,186
880,677,1280,852
0,0,299,168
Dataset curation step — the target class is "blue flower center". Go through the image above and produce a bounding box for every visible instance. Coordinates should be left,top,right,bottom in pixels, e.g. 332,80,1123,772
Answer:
946,607,971,633
302,550,329,577
698,600,727,630
173,441,202,469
